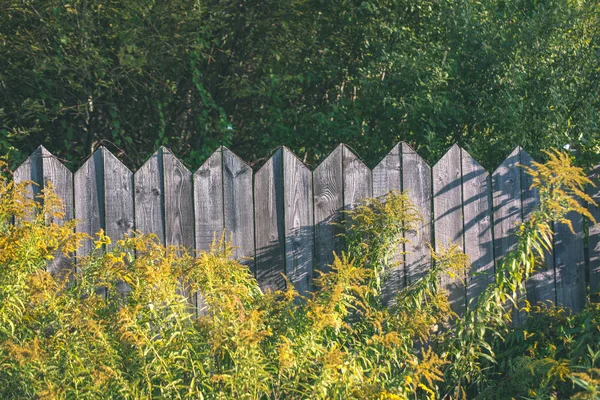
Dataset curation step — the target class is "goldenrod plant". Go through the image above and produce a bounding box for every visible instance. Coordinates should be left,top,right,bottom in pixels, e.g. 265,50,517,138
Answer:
0,150,598,399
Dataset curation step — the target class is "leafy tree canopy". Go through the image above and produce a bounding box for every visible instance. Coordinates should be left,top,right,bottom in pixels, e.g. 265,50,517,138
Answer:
1,0,599,170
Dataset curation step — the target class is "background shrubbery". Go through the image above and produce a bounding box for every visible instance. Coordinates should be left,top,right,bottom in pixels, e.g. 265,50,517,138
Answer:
0,152,599,399
1,0,599,170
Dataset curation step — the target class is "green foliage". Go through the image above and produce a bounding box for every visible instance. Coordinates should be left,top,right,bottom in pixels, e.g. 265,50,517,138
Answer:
0,149,598,399
1,0,599,169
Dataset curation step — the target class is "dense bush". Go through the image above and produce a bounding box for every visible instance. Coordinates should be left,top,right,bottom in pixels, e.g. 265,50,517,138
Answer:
1,0,599,170
0,150,598,399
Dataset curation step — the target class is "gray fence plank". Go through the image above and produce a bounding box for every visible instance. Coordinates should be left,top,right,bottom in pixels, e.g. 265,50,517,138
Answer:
103,149,134,249
283,148,314,295
194,148,224,252
13,149,41,222
222,147,254,267
520,150,556,308
102,149,134,296
254,148,285,292
313,145,344,273
342,145,372,210
373,143,403,304
492,147,522,268
402,142,432,286
492,147,524,323
12,142,598,312
554,211,586,312
74,148,104,257
135,149,165,243
589,165,600,297
461,149,494,308
13,147,74,273
373,143,401,198
162,148,194,250
40,147,74,273
433,144,465,315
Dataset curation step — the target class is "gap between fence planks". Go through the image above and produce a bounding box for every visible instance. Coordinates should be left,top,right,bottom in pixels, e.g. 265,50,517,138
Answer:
11,143,600,314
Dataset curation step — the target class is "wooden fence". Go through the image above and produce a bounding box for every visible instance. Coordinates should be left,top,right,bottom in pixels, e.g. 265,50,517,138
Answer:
11,144,600,315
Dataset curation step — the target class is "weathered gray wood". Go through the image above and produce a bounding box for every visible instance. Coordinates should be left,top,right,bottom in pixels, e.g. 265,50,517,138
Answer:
492,147,525,323
254,148,285,291
342,145,372,210
492,147,523,268
402,143,432,285
222,147,254,266
74,148,104,257
373,143,404,304
39,146,74,222
520,150,556,307
12,148,42,221
589,165,600,297
433,144,465,315
162,148,194,250
13,147,74,273
39,147,74,274
194,148,224,252
102,149,134,296
313,145,344,273
461,149,494,308
103,149,134,249
283,148,314,295
135,149,165,242
373,143,401,198
554,211,586,312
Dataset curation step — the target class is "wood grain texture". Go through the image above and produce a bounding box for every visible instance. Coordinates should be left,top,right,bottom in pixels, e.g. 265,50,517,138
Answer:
194,148,224,252
492,147,522,267
162,148,194,250
13,147,74,273
254,148,285,292
492,147,525,323
373,143,404,304
342,145,372,210
554,211,586,312
373,143,401,198
12,148,42,221
135,149,165,242
283,148,314,295
402,143,432,285
102,148,134,248
222,147,254,267
520,150,556,307
461,149,494,308
589,165,600,296
74,148,104,257
313,145,344,273
40,146,74,273
433,144,465,315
